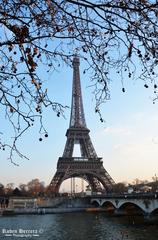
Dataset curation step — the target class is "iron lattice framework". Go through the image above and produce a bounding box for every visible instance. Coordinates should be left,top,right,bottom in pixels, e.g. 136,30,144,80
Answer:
50,55,115,194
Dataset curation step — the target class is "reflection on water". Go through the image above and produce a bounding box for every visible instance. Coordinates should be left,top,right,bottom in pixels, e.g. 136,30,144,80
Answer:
0,213,158,240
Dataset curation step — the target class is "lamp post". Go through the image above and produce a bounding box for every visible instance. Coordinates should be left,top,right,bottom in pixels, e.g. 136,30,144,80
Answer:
76,184,78,193
155,174,158,190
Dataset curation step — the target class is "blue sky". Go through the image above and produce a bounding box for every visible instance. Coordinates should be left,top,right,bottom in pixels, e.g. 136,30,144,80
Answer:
1,57,158,190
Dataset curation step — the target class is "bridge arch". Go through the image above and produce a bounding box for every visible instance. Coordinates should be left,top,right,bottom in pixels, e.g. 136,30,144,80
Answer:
91,199,100,207
118,202,145,215
101,201,116,213
150,208,158,215
90,197,158,215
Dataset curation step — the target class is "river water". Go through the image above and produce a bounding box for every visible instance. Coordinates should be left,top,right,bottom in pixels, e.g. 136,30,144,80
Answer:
0,213,158,240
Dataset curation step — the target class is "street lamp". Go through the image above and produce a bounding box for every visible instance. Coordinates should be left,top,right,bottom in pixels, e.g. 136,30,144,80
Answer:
76,184,78,193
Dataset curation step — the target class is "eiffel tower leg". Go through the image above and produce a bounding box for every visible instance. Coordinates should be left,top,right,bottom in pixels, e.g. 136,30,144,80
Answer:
49,171,65,195
86,175,102,193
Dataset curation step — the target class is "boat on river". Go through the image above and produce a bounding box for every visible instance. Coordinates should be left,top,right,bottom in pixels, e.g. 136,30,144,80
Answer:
0,209,15,216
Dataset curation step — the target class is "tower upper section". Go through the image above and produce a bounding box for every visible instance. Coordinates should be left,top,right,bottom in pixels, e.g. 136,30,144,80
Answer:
69,55,87,128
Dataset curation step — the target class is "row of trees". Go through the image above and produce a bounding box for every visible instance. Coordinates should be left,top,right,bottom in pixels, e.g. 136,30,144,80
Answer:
0,179,47,197
1,177,158,197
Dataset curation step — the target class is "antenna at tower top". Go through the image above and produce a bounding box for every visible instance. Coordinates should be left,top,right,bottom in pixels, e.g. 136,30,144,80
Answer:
74,48,80,55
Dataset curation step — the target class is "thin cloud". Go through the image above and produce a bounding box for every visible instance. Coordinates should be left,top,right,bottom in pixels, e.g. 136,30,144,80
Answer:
114,138,158,157
104,126,132,136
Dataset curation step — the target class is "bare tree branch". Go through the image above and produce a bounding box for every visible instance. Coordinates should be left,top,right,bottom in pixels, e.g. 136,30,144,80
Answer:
0,0,158,162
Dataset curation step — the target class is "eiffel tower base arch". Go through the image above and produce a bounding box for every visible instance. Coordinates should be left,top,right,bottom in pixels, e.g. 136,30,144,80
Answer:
49,158,114,194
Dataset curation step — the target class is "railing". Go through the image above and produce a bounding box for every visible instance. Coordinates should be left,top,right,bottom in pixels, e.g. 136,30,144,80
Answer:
59,157,101,162
73,157,88,161
91,192,158,199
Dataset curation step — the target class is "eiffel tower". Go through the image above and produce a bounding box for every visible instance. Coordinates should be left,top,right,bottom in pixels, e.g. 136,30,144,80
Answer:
49,55,115,194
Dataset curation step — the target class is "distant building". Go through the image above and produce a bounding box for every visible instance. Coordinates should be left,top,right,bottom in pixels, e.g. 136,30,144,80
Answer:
9,197,37,209
139,185,152,192
127,186,134,194
85,186,92,196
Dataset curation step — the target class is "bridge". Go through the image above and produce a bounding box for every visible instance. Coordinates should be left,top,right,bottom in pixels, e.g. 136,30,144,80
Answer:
90,193,158,218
